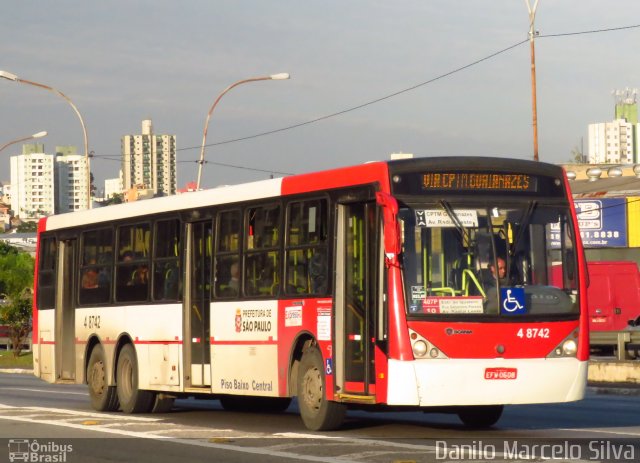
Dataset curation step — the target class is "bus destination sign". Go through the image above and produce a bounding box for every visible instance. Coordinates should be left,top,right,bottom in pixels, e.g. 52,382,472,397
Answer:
422,172,536,192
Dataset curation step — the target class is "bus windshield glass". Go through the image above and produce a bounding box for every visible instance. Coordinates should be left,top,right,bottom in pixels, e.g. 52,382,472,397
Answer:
399,201,579,318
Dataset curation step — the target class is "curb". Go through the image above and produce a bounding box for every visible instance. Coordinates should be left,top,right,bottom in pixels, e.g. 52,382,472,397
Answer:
587,383,640,396
0,368,33,375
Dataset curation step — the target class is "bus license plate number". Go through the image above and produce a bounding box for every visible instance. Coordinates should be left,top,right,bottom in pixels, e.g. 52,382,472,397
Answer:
484,368,517,380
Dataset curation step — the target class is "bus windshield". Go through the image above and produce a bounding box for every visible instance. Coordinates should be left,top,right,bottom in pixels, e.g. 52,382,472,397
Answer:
399,201,579,318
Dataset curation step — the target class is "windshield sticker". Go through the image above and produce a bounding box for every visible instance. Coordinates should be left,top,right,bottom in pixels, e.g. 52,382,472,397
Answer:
411,286,426,300
422,296,484,314
500,287,527,314
415,209,479,228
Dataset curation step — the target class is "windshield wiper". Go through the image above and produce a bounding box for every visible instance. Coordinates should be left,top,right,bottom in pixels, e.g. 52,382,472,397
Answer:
510,200,538,256
439,200,470,247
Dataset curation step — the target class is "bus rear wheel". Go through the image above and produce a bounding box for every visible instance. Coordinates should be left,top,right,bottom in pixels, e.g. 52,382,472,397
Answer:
116,344,154,413
150,394,175,413
457,405,504,428
297,346,345,431
87,345,119,412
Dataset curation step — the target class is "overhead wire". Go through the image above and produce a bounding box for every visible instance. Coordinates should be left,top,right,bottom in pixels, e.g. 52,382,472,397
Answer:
85,22,640,175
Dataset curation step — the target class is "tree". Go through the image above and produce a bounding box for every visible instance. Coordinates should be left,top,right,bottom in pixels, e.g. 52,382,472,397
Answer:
16,221,37,233
569,144,585,164
0,244,34,357
97,193,124,206
0,295,32,357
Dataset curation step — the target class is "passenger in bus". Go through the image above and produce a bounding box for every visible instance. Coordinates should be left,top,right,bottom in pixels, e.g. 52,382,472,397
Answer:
227,262,240,292
82,267,99,289
130,265,149,286
490,257,507,281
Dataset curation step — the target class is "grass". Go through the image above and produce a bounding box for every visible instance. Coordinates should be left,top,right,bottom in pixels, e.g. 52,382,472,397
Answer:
0,350,33,369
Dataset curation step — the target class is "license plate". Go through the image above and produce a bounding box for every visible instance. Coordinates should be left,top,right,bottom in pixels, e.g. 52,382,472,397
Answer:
484,367,517,380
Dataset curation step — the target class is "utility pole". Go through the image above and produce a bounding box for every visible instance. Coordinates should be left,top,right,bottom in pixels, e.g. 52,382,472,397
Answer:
525,0,540,161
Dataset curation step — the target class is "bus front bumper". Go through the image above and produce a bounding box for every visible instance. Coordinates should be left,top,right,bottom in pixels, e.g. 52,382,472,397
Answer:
386,357,588,406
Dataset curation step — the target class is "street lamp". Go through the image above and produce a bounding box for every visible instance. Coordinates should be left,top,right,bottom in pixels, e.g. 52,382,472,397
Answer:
0,131,47,154
196,73,290,190
0,70,91,208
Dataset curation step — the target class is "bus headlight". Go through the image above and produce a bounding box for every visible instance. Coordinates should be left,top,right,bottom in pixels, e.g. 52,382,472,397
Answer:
562,339,577,356
412,340,428,358
547,330,579,358
408,329,448,359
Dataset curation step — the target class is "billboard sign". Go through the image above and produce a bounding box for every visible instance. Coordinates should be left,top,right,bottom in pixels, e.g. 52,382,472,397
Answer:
549,198,627,248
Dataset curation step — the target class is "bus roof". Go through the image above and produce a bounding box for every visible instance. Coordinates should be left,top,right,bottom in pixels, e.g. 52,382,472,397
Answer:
40,156,563,232
43,177,283,231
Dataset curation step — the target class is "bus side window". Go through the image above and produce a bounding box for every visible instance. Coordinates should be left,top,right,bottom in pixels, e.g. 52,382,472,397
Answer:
245,204,281,297
285,199,329,297
79,228,113,306
153,219,182,301
116,223,150,303
214,210,241,299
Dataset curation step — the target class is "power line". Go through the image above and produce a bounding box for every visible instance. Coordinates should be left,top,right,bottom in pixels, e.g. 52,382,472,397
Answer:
90,153,294,175
178,23,640,154
539,23,640,38
89,22,640,176
177,39,530,153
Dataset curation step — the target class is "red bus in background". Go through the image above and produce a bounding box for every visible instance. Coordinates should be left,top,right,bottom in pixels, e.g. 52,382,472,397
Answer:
32,156,588,431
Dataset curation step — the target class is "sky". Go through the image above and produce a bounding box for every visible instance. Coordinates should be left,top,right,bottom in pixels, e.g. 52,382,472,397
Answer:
1,1,640,193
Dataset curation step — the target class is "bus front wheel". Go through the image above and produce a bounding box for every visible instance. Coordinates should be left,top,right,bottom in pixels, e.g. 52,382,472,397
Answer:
297,346,345,431
116,344,154,413
87,345,119,412
457,405,504,428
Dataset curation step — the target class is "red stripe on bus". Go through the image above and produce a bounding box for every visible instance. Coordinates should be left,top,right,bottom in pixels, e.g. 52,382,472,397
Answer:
133,340,183,345
211,339,277,346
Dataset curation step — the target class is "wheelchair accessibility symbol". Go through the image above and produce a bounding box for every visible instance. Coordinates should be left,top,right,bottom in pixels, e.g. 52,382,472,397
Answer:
500,287,526,315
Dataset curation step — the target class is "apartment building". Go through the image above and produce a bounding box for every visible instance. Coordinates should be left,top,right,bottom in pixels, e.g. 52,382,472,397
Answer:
9,144,56,218
121,119,176,196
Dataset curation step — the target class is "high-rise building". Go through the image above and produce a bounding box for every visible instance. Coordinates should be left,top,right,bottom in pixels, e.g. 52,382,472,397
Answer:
10,144,56,218
55,146,90,213
104,177,123,199
121,119,176,196
588,119,634,164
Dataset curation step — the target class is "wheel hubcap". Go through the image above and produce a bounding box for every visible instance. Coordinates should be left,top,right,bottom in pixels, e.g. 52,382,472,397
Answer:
302,367,322,412
90,361,105,396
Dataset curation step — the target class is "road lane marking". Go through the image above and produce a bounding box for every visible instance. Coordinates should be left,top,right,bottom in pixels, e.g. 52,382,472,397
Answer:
0,404,161,421
0,412,363,463
559,427,640,437
0,387,88,395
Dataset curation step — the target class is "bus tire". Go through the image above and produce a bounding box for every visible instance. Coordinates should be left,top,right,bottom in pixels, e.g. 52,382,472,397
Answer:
87,345,119,412
150,393,175,413
297,346,345,431
457,405,504,428
116,344,154,413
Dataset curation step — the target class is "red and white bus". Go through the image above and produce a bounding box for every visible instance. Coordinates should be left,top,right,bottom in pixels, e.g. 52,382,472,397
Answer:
33,156,588,430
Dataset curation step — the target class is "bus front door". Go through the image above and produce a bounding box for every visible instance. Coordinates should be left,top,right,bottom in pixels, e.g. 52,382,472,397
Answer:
335,202,378,399
184,221,212,388
55,239,76,381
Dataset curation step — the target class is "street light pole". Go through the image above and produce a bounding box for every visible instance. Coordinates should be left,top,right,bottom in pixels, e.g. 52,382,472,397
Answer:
525,0,540,162
0,131,47,154
0,70,91,208
196,73,290,190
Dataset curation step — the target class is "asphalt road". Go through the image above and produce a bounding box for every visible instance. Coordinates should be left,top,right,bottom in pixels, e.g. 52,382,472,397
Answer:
1,372,639,463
